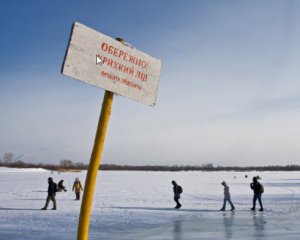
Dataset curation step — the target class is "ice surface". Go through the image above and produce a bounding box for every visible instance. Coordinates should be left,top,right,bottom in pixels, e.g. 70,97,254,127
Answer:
0,168,299,239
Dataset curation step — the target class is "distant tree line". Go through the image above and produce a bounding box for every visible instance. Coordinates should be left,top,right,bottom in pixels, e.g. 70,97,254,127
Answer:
1,152,300,171
0,153,88,171
99,164,300,171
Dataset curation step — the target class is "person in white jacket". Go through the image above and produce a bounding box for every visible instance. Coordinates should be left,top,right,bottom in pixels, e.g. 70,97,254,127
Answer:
220,181,235,211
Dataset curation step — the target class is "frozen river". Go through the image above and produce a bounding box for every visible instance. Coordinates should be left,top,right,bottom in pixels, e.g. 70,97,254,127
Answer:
0,167,299,239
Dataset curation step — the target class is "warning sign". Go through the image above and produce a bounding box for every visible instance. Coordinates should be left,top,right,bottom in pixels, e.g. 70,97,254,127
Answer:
62,22,162,106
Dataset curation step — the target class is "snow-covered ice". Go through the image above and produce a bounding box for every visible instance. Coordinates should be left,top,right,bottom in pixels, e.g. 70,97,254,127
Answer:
0,167,299,239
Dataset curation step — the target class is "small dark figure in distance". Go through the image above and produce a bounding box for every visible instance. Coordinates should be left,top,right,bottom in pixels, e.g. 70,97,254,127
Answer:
172,180,183,209
220,181,235,211
58,180,67,192
72,178,83,200
41,177,57,210
250,177,264,211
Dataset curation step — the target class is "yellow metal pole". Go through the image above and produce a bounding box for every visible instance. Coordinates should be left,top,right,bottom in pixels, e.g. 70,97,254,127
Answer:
77,90,114,240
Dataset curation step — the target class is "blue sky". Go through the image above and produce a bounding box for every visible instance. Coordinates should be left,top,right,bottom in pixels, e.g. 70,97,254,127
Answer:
1,0,300,166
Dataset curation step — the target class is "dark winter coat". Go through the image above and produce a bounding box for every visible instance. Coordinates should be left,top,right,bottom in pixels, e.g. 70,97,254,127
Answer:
250,181,262,195
173,185,181,199
48,181,57,196
223,185,231,199
58,180,64,188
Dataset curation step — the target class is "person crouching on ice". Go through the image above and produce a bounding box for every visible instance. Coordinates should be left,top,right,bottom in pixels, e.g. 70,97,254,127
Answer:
58,180,67,192
220,181,235,211
172,180,182,209
72,178,83,200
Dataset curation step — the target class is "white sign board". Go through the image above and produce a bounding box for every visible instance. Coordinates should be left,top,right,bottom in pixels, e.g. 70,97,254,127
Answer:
62,22,162,106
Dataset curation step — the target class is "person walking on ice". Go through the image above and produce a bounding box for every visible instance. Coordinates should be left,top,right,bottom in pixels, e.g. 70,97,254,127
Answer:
41,177,57,210
172,180,183,209
220,181,235,211
250,177,264,211
72,178,83,200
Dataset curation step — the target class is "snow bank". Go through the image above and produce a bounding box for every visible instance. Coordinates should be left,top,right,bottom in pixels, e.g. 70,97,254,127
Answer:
0,167,49,173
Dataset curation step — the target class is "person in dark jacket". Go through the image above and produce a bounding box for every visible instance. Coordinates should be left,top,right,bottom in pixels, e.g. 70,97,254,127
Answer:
250,177,264,211
41,177,57,210
220,181,235,211
58,180,67,192
172,180,182,209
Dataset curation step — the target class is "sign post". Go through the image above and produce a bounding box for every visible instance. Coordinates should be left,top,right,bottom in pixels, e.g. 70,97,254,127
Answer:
77,90,113,240
61,22,162,240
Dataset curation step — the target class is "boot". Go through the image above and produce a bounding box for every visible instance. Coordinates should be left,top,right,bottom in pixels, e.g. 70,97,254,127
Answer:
175,203,181,209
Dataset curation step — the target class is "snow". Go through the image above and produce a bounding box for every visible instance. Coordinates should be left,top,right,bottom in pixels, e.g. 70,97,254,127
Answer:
0,169,299,239
0,167,49,173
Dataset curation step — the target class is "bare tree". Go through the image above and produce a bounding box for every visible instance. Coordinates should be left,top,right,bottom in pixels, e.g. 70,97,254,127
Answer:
3,153,14,164
60,159,74,170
